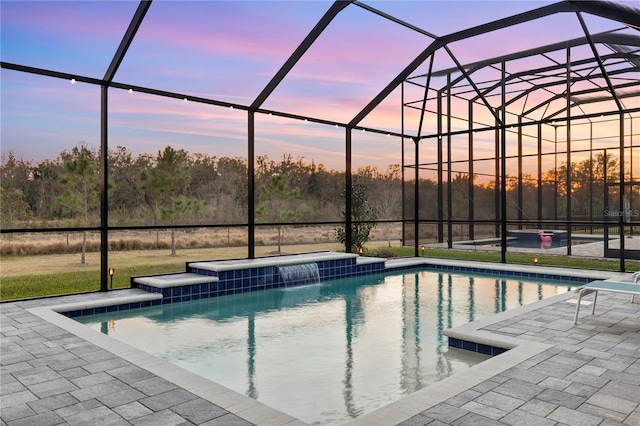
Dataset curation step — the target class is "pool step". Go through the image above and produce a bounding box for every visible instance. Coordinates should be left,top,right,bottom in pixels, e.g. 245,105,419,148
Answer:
132,273,221,303
134,272,219,288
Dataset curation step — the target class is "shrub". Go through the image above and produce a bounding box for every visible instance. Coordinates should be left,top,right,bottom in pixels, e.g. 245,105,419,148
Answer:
366,248,396,258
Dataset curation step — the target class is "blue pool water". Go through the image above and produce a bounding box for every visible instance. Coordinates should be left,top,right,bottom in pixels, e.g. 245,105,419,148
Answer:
75,269,579,425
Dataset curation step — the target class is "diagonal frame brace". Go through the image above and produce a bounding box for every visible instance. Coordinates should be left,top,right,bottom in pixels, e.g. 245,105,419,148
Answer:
576,12,624,112
104,1,152,83
443,45,502,126
251,1,352,110
416,54,435,139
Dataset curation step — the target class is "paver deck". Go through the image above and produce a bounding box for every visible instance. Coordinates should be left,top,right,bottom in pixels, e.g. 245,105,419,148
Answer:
2,263,639,426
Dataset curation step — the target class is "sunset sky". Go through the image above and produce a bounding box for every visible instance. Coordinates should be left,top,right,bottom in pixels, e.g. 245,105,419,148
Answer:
1,0,638,177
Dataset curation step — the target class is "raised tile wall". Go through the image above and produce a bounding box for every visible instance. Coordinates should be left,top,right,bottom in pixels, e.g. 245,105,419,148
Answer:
64,299,163,318
124,257,387,305
447,337,509,356
185,257,387,299
386,263,592,284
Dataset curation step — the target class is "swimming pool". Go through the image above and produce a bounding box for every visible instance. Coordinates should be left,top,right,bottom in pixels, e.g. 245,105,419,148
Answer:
74,269,579,426
456,233,602,250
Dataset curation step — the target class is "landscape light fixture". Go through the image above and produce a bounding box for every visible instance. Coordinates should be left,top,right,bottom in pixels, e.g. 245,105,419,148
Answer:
421,245,425,256
533,257,538,265
108,268,115,289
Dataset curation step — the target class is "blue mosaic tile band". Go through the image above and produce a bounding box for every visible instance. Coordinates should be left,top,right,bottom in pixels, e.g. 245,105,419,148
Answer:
448,337,508,357
62,299,162,318
385,264,591,284
67,257,587,317
185,258,382,297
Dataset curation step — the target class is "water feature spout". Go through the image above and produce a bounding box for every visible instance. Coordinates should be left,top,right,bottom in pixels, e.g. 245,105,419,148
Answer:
278,263,321,287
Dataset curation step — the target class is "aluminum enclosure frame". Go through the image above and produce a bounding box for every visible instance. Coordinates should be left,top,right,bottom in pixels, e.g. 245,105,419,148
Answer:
1,0,639,292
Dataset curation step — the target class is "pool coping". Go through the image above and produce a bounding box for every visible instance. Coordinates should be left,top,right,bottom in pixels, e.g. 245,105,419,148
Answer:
343,291,570,425
28,301,303,426
188,251,359,272
134,272,220,288
345,265,631,425
25,260,630,426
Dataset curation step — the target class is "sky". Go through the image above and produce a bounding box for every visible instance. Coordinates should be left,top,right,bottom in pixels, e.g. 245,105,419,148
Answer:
1,0,638,178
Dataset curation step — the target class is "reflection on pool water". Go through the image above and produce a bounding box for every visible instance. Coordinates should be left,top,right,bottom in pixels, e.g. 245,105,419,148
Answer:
75,269,578,425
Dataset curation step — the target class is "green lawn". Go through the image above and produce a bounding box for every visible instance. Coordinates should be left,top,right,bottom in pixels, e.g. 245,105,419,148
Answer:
1,263,183,301
385,246,640,271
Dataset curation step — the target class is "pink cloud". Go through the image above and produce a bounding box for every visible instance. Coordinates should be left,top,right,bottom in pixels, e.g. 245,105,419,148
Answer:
3,2,139,44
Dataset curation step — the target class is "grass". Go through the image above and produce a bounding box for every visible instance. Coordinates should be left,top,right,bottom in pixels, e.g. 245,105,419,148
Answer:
0,263,184,301
2,244,639,301
378,246,640,271
465,249,640,270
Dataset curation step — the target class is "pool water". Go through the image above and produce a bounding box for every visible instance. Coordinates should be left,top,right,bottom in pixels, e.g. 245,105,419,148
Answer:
75,269,578,425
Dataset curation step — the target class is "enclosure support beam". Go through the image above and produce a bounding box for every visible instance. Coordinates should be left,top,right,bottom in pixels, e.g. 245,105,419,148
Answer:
619,114,626,272
414,56,434,253
437,92,444,243
554,127,558,222
447,73,453,249
445,45,501,126
100,86,109,292
537,123,543,228
518,116,523,230
471,33,640,111
523,75,635,119
414,136,420,257
566,46,573,256
352,1,578,128
604,150,609,254
401,82,406,246
251,0,352,110
500,60,507,263
631,119,634,238
468,101,475,240
416,55,435,139
590,122,594,233
577,12,624,112
104,1,151,82
346,127,353,253
100,0,151,290
494,112,500,239
248,112,255,259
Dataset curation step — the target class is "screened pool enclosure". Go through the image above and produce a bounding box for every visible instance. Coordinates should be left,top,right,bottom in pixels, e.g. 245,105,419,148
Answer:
1,0,639,291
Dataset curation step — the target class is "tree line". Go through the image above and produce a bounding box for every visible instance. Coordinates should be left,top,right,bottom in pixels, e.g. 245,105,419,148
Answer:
1,142,632,234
